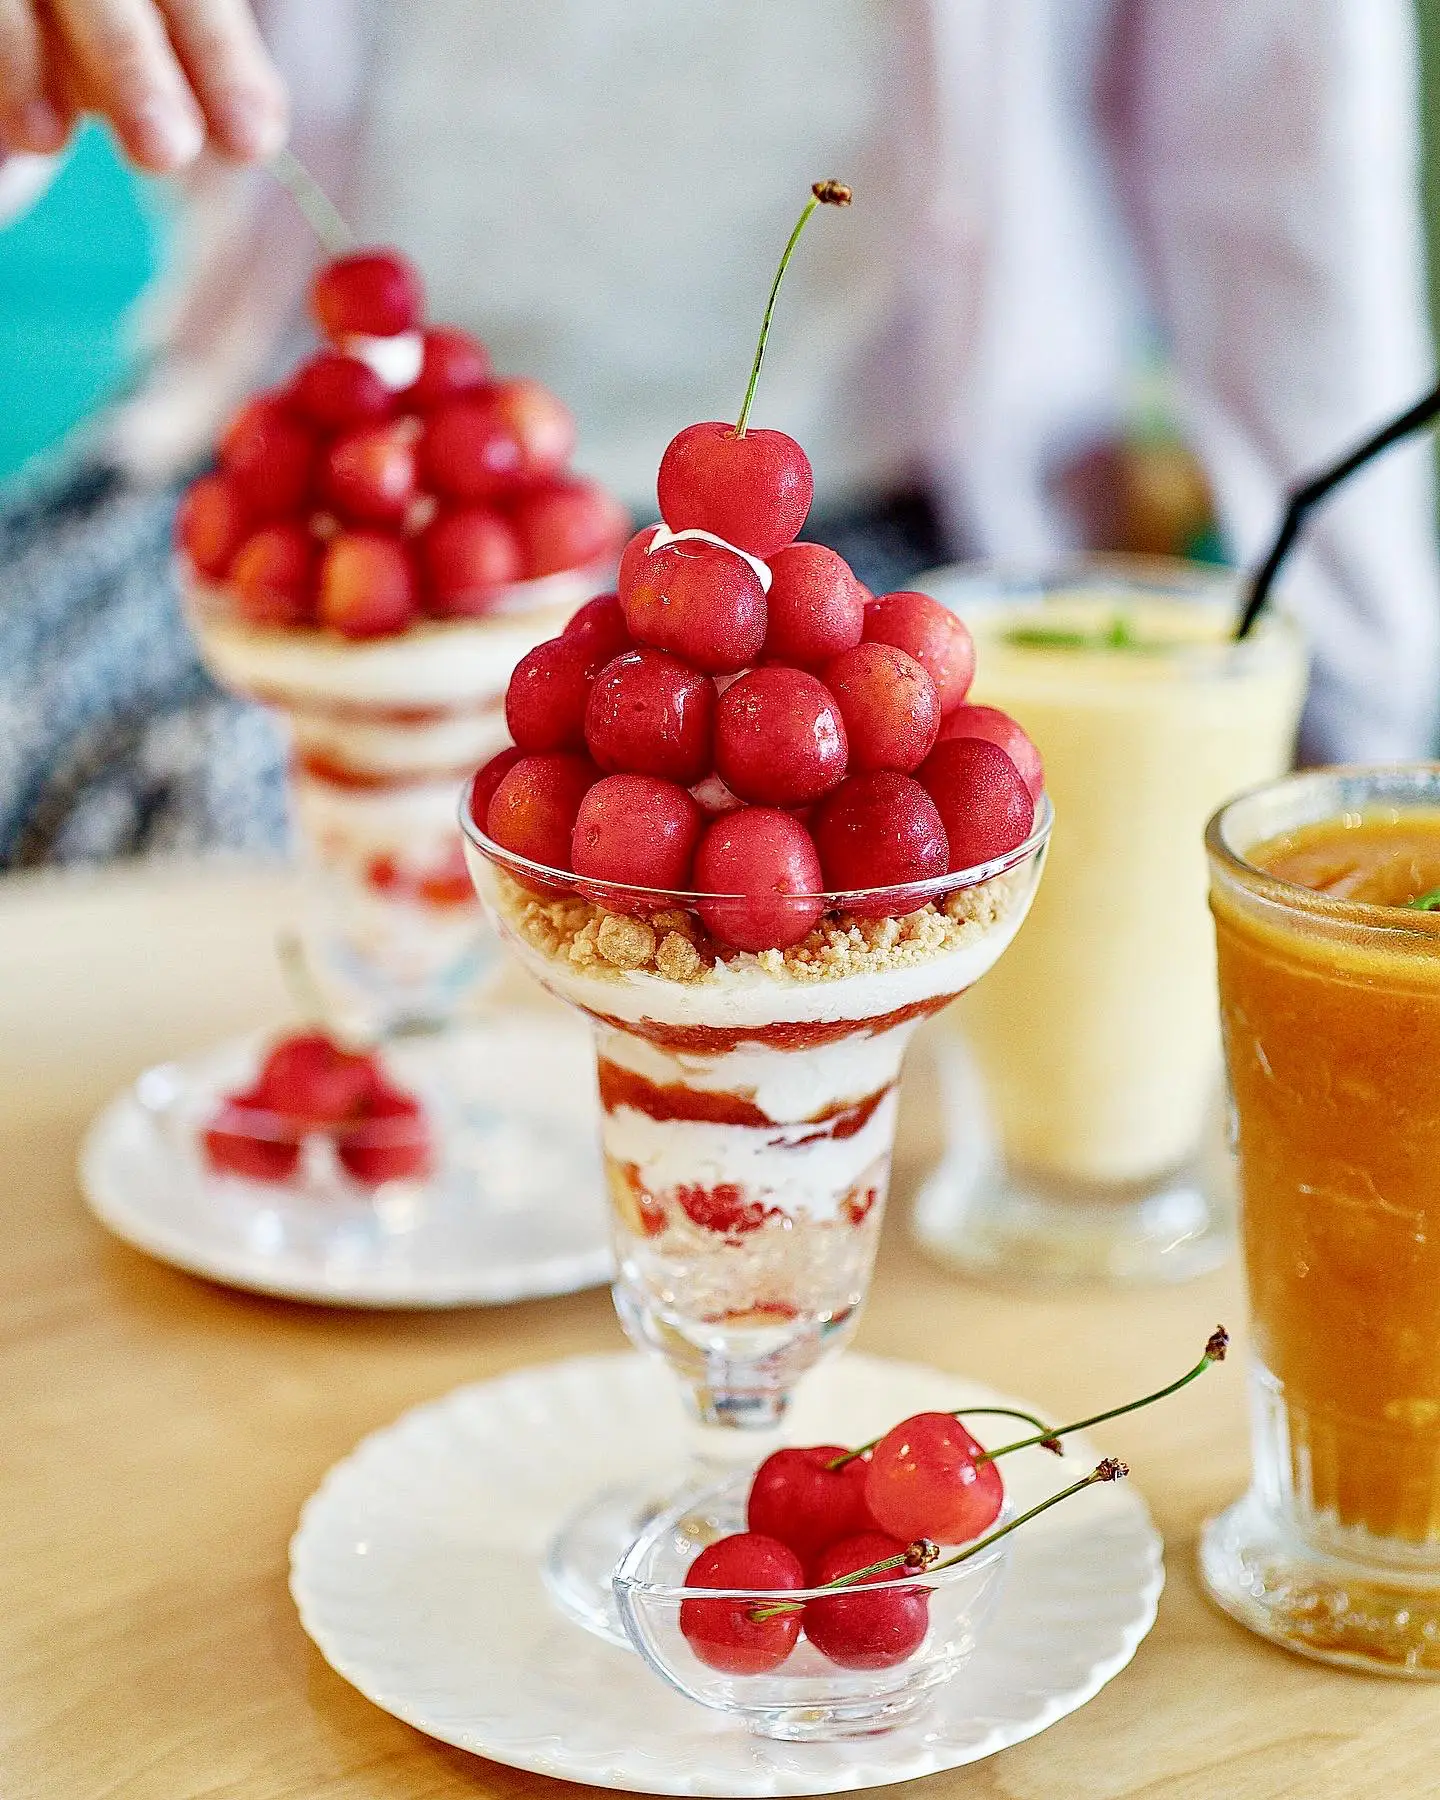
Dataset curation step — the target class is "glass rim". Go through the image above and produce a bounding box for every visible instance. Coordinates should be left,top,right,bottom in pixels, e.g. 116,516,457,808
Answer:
1205,760,1440,936
459,781,1052,910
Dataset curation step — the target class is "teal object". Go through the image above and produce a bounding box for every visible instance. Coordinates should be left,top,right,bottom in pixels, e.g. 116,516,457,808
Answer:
0,124,169,488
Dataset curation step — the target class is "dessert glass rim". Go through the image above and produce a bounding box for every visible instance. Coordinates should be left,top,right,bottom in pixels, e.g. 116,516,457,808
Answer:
459,781,1053,911
1205,760,1440,938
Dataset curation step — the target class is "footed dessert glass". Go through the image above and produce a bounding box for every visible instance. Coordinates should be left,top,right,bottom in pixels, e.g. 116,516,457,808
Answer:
461,786,1050,1640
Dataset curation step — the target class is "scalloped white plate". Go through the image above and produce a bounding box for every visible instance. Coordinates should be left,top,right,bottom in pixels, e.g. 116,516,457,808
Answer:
290,1351,1163,1793
79,1021,611,1308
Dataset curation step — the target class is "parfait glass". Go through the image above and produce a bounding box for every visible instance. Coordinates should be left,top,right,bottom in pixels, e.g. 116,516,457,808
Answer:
460,783,1051,1640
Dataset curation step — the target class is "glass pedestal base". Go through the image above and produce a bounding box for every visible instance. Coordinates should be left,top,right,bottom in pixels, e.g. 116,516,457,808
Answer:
1200,1489,1440,1677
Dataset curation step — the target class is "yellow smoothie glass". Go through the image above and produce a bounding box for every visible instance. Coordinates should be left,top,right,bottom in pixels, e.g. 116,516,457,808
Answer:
912,556,1307,1283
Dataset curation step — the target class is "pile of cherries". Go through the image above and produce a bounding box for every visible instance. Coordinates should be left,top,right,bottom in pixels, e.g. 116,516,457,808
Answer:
472,424,1044,953
176,248,628,636
203,1029,431,1187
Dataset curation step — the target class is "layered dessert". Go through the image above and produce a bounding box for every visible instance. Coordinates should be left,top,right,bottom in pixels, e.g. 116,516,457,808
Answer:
177,244,627,1014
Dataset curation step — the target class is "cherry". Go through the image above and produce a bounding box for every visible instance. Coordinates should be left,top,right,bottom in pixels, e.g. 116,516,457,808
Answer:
176,472,250,579
616,523,660,599
572,774,701,888
506,635,598,753
693,809,824,952
762,543,865,665
486,752,597,869
482,378,577,480
318,532,419,639
657,421,813,561
338,1083,432,1185
863,592,975,713
254,1031,379,1125
310,249,424,339
469,746,524,829
321,423,417,526
219,396,315,520
864,1412,1003,1545
405,326,491,407
203,1087,301,1182
419,508,523,616
812,773,948,892
584,649,715,785
822,642,940,774
916,738,1036,871
511,477,630,580
621,537,766,673
803,1532,930,1671
419,399,524,502
714,667,848,807
679,1533,805,1675
938,704,1044,799
230,524,316,628
563,593,633,663
289,352,393,431
746,1446,878,1563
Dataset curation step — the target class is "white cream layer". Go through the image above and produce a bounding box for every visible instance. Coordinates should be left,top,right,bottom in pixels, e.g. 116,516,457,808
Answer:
290,707,509,778
293,772,465,857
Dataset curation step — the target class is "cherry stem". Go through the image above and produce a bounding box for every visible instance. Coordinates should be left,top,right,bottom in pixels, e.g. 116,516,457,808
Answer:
748,1459,1126,1620
974,1327,1229,1465
825,1405,1058,1473
270,147,355,257
733,178,851,440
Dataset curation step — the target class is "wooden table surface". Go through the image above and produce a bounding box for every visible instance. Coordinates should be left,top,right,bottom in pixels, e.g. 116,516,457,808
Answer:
4,860,1438,1800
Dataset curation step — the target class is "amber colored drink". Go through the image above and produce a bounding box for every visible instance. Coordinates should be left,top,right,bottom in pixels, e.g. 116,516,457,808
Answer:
1203,766,1440,1676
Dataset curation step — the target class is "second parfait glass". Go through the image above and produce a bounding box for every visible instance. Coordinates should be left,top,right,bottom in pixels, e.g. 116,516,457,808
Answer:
461,782,1051,1639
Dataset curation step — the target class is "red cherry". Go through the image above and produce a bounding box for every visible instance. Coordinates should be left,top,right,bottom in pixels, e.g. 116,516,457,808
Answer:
338,1084,432,1185
486,752,596,870
693,809,824,952
938,704,1044,799
584,649,715,785
572,774,701,888
506,635,599,753
318,532,419,639
289,352,393,431
803,1532,930,1671
679,1532,804,1675
203,1087,301,1182
617,523,661,599
916,738,1036,871
254,1031,379,1125
310,249,423,339
563,593,633,662
864,1412,1003,1545
657,421,813,559
511,477,630,580
230,524,316,628
621,538,766,674
321,423,417,526
746,1446,878,1563
176,472,250,578
813,773,948,892
419,400,525,502
863,592,976,713
714,667,848,807
482,378,577,480
822,642,940,775
405,326,491,407
469,746,524,830
762,544,865,665
219,396,315,520
419,508,523,617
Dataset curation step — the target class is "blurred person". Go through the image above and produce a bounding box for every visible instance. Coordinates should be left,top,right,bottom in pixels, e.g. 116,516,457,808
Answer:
0,0,1436,865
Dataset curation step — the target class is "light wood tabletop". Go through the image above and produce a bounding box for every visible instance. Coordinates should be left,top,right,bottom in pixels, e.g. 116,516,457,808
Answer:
4,860,1438,1800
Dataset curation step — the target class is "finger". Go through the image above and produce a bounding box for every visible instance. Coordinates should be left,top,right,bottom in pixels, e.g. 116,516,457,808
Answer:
159,0,286,161
51,0,204,170
0,0,67,151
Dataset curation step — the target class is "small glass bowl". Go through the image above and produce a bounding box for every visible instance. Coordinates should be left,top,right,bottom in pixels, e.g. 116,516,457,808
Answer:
613,1472,1010,1741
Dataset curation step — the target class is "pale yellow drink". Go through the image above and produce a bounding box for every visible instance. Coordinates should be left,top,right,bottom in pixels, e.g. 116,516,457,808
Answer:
920,558,1307,1282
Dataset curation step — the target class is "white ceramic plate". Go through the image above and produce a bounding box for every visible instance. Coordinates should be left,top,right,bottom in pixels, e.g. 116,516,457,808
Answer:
290,1351,1164,1794
79,1021,612,1307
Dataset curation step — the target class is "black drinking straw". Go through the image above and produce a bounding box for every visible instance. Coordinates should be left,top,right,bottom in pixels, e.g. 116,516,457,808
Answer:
1235,378,1440,640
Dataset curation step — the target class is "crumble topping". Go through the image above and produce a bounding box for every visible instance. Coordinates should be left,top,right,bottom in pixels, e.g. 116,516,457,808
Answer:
494,868,1022,985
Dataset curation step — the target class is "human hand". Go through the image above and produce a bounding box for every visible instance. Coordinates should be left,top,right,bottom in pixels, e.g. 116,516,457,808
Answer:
0,0,287,171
